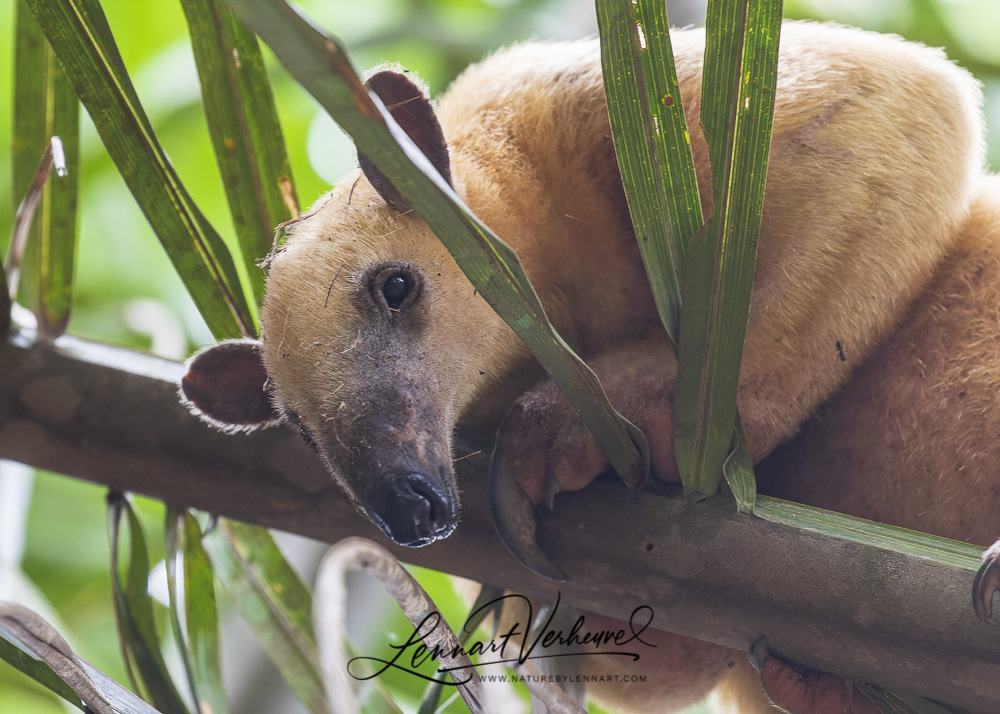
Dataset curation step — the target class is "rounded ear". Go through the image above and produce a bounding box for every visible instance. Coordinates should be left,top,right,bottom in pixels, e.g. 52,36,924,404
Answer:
358,70,452,211
179,339,281,433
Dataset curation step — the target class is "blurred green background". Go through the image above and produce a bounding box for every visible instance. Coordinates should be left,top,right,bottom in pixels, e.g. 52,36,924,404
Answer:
1,0,997,712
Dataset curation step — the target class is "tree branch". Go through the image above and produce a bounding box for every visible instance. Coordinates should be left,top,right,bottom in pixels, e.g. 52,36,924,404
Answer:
1,325,997,712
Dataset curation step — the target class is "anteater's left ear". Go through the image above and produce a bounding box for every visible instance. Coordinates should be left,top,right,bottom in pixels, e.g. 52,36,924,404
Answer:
179,339,281,433
358,70,452,211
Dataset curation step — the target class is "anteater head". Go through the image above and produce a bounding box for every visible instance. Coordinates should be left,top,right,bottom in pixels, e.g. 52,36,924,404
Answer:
180,69,522,547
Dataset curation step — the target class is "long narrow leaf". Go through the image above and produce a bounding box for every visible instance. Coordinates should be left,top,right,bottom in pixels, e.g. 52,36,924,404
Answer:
181,0,299,305
723,413,757,512
25,0,254,340
164,508,200,709
0,603,115,714
12,1,81,339
39,67,80,339
0,622,168,714
596,0,758,511
0,629,84,709
595,0,702,345
10,0,46,271
182,513,228,714
673,0,782,497
222,0,648,486
108,494,190,714
7,140,59,303
201,519,327,714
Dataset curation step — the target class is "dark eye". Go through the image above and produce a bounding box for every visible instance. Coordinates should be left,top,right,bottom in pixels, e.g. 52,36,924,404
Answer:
370,264,422,313
382,274,410,309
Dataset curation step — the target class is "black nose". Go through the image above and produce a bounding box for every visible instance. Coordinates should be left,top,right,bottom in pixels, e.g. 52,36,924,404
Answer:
369,473,458,547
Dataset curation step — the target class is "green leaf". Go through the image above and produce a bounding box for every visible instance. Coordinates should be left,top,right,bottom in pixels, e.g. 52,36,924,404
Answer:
165,508,200,710
25,0,254,340
221,0,648,486
0,623,170,714
180,0,299,306
10,0,46,248
754,497,981,569
595,0,760,511
201,519,327,714
0,634,83,710
108,493,190,714
723,413,756,513
673,0,782,497
595,0,702,346
7,140,63,311
182,513,228,714
11,0,80,339
1,601,171,714
164,510,228,714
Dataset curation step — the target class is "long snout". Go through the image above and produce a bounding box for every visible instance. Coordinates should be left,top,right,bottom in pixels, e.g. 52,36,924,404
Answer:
311,381,460,548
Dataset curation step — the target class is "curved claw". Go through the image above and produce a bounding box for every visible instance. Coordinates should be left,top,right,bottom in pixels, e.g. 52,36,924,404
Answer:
973,551,1000,623
488,445,567,582
746,636,770,672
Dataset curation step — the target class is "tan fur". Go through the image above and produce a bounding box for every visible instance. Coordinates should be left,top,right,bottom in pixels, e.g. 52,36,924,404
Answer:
756,175,1000,547
259,22,990,713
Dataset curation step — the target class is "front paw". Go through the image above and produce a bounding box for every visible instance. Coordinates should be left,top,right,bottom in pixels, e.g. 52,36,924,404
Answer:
749,639,880,714
493,345,679,509
488,338,678,579
488,382,611,580
494,382,615,510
